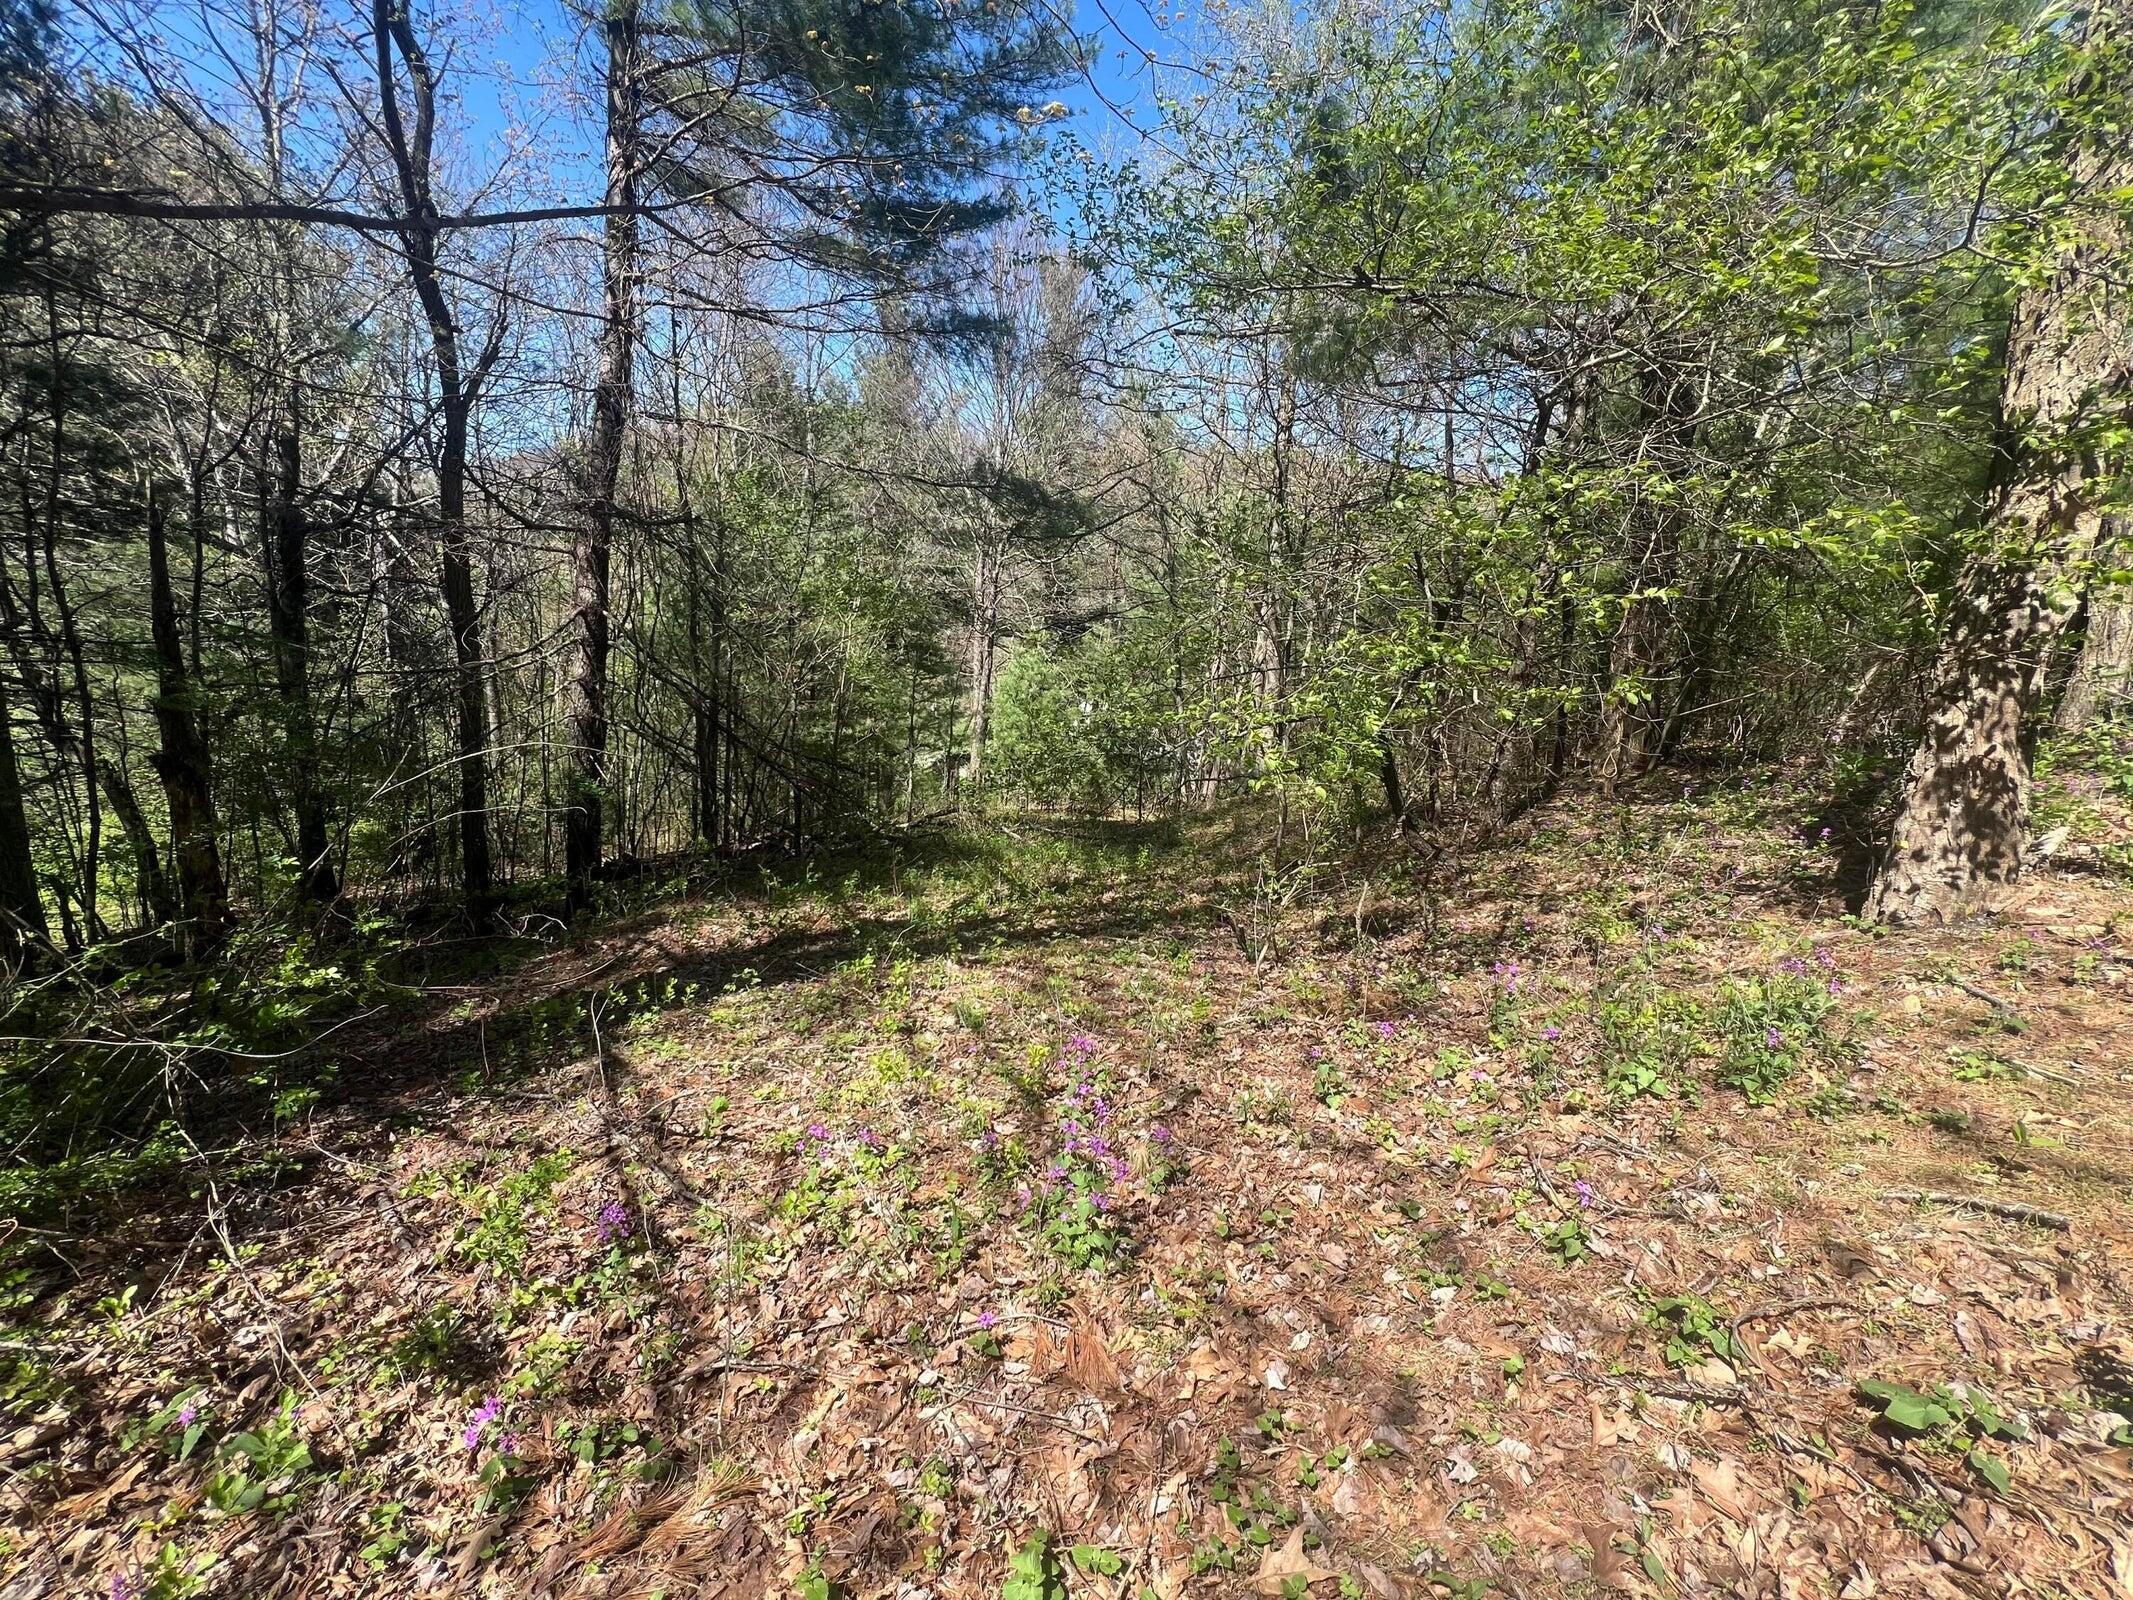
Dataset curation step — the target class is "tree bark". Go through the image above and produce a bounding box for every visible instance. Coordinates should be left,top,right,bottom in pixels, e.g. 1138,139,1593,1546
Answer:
376,0,498,920
263,423,338,900
2056,522,2131,731
1597,354,1696,793
1868,9,2132,922
565,0,640,914
0,673,49,959
146,483,229,953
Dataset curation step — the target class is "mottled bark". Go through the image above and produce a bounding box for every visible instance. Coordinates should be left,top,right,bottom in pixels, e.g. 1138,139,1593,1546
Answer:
146,484,228,953
1869,10,2131,922
2057,527,2131,732
565,0,640,913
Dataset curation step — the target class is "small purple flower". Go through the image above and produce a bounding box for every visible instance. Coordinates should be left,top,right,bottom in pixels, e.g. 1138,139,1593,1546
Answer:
463,1423,484,1449
1150,1124,1173,1145
1089,1190,1109,1212
981,1127,1001,1150
1765,1026,1784,1050
857,1128,885,1152
109,1574,142,1600
1541,1025,1561,1042
1819,826,1833,841
1068,1033,1097,1056
497,1431,521,1455
976,1309,998,1331
1572,1180,1595,1209
595,1199,631,1245
1779,956,1807,976
1376,1019,1397,1039
176,1402,199,1427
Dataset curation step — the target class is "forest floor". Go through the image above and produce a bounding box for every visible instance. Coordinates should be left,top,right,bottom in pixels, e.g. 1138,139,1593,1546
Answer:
6,763,2133,1600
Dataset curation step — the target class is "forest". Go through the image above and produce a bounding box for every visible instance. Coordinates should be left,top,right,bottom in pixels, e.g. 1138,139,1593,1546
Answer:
2,0,2131,1593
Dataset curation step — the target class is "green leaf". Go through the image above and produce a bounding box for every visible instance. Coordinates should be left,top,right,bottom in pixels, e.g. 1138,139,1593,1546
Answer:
1967,1449,2011,1493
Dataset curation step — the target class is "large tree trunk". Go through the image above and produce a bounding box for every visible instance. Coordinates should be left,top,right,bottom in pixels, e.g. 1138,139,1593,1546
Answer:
0,673,49,960
263,423,337,901
1868,13,2131,922
146,483,229,954
2056,522,2131,732
565,0,640,914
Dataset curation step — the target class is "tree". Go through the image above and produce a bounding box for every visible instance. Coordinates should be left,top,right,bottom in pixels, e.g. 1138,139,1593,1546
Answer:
1868,2,2132,922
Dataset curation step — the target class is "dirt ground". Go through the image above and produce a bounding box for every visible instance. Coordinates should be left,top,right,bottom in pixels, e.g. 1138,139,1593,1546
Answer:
5,769,2131,1599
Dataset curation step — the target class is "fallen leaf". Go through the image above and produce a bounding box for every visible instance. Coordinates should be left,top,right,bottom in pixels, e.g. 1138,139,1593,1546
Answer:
1251,1527,1338,1594
1585,1524,1635,1591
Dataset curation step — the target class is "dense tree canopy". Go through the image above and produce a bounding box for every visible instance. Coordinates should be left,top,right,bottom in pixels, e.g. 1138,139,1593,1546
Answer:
0,0,2123,939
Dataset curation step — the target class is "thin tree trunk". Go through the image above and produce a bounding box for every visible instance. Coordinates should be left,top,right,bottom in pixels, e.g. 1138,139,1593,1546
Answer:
1597,355,1696,793
263,423,337,900
566,0,640,913
376,0,497,919
0,672,48,959
146,483,228,954
1869,7,2131,921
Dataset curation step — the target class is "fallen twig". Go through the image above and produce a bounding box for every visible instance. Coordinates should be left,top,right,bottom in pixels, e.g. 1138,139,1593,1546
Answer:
1885,1189,2071,1231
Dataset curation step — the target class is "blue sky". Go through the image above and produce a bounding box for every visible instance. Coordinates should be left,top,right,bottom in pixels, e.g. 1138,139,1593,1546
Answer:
439,0,1183,206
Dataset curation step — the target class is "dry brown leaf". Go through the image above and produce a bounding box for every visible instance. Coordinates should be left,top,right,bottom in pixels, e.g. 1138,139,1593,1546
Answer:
1584,1524,1635,1591
1250,1527,1339,1594
1690,1456,1754,1525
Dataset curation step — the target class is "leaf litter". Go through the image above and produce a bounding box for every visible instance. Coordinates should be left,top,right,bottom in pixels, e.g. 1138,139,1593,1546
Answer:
3,779,2131,1598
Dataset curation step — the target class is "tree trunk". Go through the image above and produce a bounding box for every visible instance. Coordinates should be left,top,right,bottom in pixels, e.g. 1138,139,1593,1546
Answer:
1868,11,2131,922
146,483,229,954
0,673,49,959
1597,356,1696,793
376,0,497,920
565,0,640,913
263,423,337,901
2056,523,2131,731
966,537,1001,787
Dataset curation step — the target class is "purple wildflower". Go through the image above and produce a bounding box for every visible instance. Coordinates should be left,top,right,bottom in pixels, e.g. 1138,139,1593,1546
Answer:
1765,1026,1784,1050
109,1573,142,1600
1572,1180,1595,1209
1150,1124,1173,1145
857,1128,885,1152
976,1309,999,1331
463,1423,484,1449
981,1127,1000,1151
497,1431,521,1456
1541,1025,1561,1042
595,1199,631,1245
176,1402,198,1427
1376,1019,1397,1039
